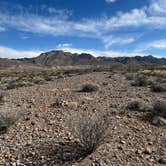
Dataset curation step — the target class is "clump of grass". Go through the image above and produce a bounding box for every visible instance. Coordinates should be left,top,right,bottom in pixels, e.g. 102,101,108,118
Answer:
131,74,149,87
66,111,109,156
153,100,166,118
0,108,21,134
79,83,99,92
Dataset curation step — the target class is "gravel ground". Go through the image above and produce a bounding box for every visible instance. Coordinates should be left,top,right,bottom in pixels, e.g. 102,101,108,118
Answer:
0,72,165,166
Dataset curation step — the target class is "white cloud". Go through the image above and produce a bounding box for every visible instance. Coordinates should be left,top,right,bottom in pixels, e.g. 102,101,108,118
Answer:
0,26,5,32
148,40,166,49
105,0,117,3
0,46,42,59
148,0,166,16
55,45,152,58
56,43,72,48
102,35,136,49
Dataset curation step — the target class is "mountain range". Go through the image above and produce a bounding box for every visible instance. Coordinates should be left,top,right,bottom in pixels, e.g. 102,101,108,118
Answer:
0,50,166,67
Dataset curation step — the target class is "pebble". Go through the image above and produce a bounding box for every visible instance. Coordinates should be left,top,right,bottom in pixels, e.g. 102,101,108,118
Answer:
144,146,152,154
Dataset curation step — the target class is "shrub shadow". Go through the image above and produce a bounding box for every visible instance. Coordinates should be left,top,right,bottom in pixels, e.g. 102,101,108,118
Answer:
20,141,88,166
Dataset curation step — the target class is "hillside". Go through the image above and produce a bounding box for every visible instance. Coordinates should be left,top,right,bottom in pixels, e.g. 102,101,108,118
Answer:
0,51,166,67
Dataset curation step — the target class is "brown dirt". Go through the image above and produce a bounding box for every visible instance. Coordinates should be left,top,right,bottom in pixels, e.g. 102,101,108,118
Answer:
0,72,165,166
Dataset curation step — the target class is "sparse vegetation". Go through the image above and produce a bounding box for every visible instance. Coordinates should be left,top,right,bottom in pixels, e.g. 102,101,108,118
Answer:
66,111,109,156
80,83,99,92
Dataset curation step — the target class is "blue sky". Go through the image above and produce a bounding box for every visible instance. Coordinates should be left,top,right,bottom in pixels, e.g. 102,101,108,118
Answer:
0,0,166,58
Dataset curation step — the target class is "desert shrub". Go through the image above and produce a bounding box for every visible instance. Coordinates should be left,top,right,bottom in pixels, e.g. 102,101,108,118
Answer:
125,73,135,80
150,83,166,92
66,111,109,156
0,108,21,134
79,83,99,92
131,74,148,87
32,77,45,84
153,100,166,118
126,99,151,112
0,91,4,104
6,80,30,90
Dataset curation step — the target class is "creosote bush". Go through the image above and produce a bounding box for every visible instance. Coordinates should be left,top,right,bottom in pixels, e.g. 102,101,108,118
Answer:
150,83,166,92
66,111,109,156
0,91,4,104
153,100,166,118
126,99,151,112
131,74,149,87
80,83,99,92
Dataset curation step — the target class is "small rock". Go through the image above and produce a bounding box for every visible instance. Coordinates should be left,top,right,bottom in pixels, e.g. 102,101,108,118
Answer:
144,146,152,154
48,121,54,125
117,146,123,150
31,121,35,125
158,158,166,164
136,149,142,154
120,140,126,144
152,116,166,126
24,117,30,121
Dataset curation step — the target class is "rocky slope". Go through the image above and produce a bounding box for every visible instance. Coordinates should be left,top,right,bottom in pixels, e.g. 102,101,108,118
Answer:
0,72,165,165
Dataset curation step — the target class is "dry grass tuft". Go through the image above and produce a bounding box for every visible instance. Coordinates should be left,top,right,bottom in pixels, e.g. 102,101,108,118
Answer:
66,111,109,156
0,107,21,134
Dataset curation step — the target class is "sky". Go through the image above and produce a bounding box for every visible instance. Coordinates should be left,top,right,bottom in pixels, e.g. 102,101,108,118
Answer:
0,0,166,58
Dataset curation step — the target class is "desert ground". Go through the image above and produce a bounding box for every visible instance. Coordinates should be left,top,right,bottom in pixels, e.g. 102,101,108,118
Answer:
0,69,165,166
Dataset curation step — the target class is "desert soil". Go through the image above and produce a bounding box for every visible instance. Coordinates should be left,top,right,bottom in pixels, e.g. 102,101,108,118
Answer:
0,72,165,166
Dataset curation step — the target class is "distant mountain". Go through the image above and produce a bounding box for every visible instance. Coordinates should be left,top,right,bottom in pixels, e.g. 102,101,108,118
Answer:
0,50,166,68
98,55,166,65
33,50,98,66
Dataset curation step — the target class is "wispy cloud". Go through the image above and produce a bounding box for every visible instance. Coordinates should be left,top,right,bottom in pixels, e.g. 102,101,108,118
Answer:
0,0,166,51
148,40,166,49
0,26,5,32
105,0,117,4
0,46,42,59
101,35,136,49
57,43,72,48
138,39,166,51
